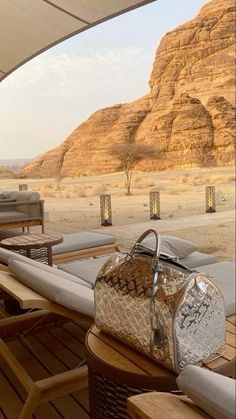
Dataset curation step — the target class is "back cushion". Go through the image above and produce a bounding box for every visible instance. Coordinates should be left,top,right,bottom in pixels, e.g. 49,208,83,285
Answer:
1,190,18,200
16,191,41,217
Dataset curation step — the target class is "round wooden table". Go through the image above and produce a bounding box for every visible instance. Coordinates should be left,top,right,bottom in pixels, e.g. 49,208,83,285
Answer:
85,320,236,419
0,232,63,266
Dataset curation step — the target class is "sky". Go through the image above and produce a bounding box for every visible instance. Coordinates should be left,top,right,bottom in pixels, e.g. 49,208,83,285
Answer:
0,0,208,160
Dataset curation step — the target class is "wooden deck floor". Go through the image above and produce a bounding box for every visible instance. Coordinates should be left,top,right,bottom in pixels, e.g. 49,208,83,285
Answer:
0,302,90,419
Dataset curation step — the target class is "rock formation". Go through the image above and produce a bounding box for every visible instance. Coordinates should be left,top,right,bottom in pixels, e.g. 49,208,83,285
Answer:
19,0,235,178
0,166,16,178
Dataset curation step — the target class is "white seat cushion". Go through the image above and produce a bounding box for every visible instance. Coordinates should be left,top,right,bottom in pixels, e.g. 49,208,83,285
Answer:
58,255,110,288
196,262,235,316
143,235,198,258
0,248,91,288
181,251,218,268
8,259,94,317
0,211,29,222
52,232,116,255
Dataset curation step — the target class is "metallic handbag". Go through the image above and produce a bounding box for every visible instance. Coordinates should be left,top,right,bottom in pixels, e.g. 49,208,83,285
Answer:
94,229,226,373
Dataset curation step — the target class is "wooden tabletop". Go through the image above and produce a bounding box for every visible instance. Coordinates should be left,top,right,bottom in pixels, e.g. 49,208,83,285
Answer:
0,233,63,250
86,315,236,388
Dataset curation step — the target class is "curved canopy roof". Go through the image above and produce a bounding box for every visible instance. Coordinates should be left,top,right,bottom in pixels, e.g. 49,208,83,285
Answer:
0,0,156,82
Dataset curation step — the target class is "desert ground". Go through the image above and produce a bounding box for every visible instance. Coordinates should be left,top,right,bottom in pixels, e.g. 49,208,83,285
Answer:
1,166,235,261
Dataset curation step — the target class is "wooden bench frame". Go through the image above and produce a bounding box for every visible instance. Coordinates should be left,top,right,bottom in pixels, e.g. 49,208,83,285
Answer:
0,271,93,419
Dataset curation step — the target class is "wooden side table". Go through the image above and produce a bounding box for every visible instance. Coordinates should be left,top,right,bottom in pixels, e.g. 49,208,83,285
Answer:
0,232,63,266
85,318,235,419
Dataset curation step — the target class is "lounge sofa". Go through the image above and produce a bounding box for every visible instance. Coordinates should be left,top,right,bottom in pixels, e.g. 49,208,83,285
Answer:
0,238,235,317
0,189,44,233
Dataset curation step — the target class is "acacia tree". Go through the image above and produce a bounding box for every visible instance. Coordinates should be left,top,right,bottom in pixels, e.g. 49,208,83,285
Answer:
108,142,159,195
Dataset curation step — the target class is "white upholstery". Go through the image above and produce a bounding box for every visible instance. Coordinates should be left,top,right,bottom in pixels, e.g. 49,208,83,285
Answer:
0,211,29,222
143,235,198,258
196,262,236,316
181,251,218,268
52,231,116,255
177,366,236,419
15,191,40,201
58,255,110,288
8,259,94,318
0,190,18,200
0,248,91,288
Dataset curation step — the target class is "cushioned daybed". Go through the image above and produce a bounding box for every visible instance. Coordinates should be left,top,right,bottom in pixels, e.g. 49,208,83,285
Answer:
0,243,235,419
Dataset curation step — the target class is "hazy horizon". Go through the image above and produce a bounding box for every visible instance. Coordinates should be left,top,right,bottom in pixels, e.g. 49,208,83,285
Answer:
0,0,208,160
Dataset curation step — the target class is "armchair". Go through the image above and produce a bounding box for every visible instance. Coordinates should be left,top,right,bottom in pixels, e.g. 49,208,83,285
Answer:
0,190,44,233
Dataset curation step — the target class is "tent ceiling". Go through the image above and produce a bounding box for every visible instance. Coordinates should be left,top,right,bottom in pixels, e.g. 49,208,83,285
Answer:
0,0,156,82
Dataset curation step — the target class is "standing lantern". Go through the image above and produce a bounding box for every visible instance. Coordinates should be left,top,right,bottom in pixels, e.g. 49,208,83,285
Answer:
149,191,161,220
18,184,28,191
100,194,112,226
205,186,216,213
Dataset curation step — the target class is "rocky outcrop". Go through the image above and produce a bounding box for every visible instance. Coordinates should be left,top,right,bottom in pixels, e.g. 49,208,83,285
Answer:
0,167,16,178
19,0,235,178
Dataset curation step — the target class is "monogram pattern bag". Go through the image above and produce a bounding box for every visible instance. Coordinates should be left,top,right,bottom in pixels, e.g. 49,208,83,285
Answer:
94,229,226,373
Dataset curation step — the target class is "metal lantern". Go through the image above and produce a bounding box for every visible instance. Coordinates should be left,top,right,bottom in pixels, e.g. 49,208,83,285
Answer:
149,191,161,220
205,186,216,213
18,184,28,191
100,194,112,226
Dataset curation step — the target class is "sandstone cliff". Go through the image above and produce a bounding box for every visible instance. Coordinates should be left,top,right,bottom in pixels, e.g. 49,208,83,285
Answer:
19,0,235,178
0,167,16,179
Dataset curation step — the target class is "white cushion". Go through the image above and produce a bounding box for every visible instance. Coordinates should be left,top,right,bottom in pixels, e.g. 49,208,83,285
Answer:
0,248,91,288
196,262,235,316
0,247,11,264
8,259,94,317
181,251,218,268
58,255,110,288
1,190,18,199
15,191,40,201
143,235,198,258
52,231,116,255
0,211,29,222
177,365,236,419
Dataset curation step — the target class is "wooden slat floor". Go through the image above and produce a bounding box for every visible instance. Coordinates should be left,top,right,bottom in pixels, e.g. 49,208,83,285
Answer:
0,302,90,419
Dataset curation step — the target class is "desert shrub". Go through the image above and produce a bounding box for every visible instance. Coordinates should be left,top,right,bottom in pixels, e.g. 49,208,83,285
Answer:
77,187,87,197
38,184,56,197
91,184,107,195
133,177,142,184
199,245,221,254
71,185,87,197
216,190,234,205
143,177,156,187
168,189,180,195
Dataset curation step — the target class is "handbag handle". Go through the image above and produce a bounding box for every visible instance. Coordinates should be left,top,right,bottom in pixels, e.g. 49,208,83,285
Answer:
130,229,164,350
130,229,160,269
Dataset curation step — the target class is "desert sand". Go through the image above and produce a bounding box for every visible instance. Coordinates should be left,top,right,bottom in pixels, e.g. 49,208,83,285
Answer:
1,166,235,261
